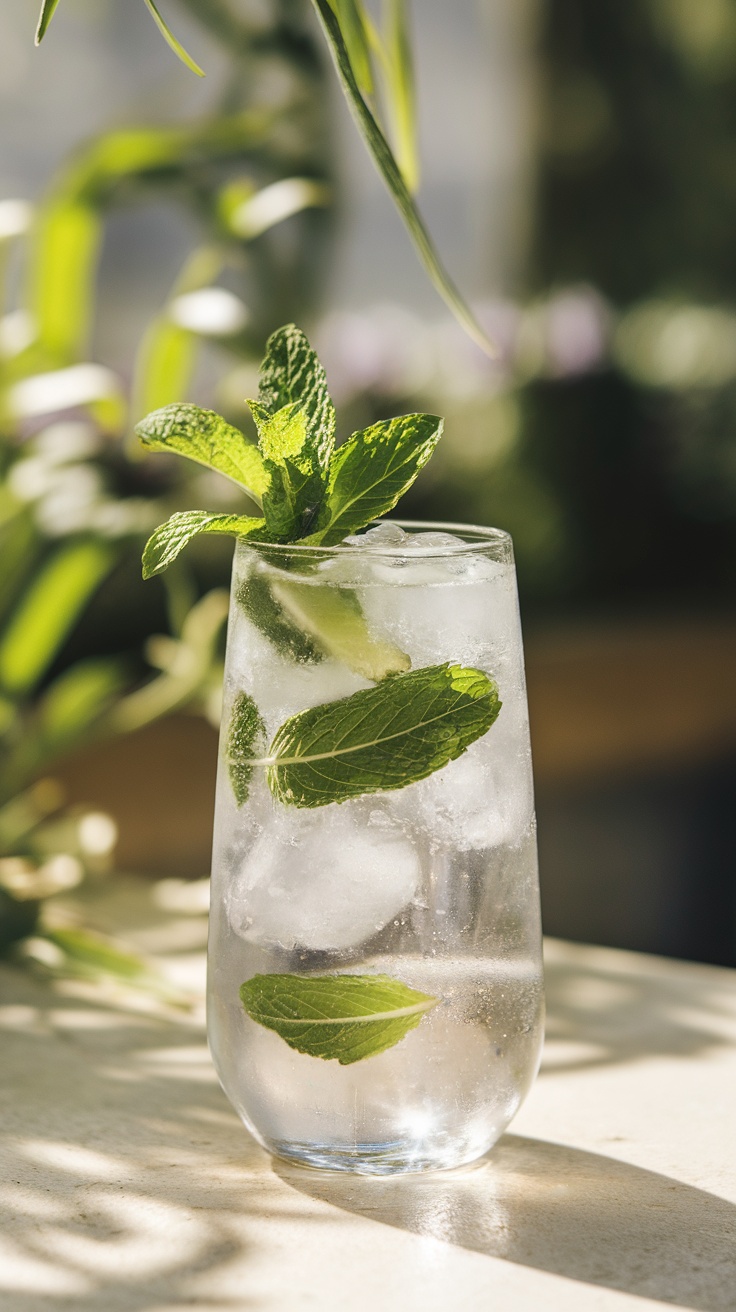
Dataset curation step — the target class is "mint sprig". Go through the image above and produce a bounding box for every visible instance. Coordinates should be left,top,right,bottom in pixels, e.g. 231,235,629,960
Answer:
240,972,438,1064
138,322,442,569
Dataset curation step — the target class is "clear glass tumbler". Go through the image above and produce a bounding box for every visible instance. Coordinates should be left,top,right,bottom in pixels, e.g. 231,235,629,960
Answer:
207,521,544,1174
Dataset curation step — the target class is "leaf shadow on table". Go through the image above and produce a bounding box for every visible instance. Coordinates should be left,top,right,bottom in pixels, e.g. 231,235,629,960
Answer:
541,941,736,1075
277,1134,736,1312
0,964,333,1312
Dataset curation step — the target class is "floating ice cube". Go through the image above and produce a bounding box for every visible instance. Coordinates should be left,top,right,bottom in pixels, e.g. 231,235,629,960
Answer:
228,805,421,951
344,521,409,548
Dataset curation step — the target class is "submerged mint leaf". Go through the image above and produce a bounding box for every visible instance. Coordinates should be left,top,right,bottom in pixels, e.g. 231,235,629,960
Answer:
305,413,443,545
237,573,325,665
266,662,501,807
268,577,410,681
142,511,266,579
239,972,438,1064
226,692,266,806
136,404,269,506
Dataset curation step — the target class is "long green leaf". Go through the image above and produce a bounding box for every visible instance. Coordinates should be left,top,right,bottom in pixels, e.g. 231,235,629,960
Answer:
330,1,375,98
310,0,497,357
240,973,438,1064
0,541,115,697
383,0,419,194
35,0,62,44
142,510,266,579
28,113,270,364
306,412,443,545
28,199,101,362
142,0,205,77
265,662,501,807
136,403,268,503
39,659,126,752
132,319,196,422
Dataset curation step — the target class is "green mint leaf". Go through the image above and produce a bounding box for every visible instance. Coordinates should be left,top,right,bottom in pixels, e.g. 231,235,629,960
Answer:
142,0,205,77
268,577,410,681
266,662,501,807
142,511,266,579
305,413,443,545
136,404,268,506
226,692,266,806
237,574,325,665
35,0,62,44
248,399,325,540
239,972,438,1064
310,0,498,356
250,324,336,541
257,324,336,474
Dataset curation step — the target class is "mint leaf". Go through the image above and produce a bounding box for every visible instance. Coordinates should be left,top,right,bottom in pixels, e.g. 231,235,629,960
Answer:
226,692,266,806
239,972,438,1064
265,662,501,807
305,413,443,546
250,324,336,540
142,511,266,579
136,404,268,506
257,324,335,473
237,573,325,665
269,577,410,681
249,399,325,541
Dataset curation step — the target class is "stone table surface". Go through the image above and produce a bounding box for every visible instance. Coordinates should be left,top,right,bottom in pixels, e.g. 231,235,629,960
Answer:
1,877,735,1312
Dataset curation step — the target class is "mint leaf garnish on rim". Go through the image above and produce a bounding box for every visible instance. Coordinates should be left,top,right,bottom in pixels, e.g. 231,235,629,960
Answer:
239,973,438,1064
138,322,443,569
261,663,501,808
302,412,443,546
136,403,269,505
141,511,266,580
248,323,335,540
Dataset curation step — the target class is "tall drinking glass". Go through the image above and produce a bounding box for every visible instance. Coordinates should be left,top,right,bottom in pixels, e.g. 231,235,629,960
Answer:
207,521,544,1174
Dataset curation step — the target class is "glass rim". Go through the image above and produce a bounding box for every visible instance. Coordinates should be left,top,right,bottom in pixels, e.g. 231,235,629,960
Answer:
238,519,512,558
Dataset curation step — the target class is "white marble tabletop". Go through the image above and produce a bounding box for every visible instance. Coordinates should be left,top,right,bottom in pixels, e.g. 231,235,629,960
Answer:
1,877,735,1312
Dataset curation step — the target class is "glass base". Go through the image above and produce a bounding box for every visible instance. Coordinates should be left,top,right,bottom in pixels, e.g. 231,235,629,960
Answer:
265,1134,496,1176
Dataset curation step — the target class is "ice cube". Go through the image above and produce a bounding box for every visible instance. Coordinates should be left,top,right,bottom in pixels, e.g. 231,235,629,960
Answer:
393,735,534,853
344,521,409,548
228,805,421,951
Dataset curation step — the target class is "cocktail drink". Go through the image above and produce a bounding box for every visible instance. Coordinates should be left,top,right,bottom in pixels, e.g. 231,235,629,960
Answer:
207,522,543,1173
138,325,544,1174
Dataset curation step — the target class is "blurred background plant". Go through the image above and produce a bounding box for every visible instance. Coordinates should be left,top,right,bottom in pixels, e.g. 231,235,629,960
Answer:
1,0,734,975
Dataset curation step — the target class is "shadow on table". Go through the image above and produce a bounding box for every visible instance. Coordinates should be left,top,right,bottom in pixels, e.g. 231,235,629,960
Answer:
0,965,325,1312
542,943,736,1075
277,1134,736,1312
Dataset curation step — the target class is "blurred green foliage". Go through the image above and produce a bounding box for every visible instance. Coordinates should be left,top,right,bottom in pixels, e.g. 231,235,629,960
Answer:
1,0,339,981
